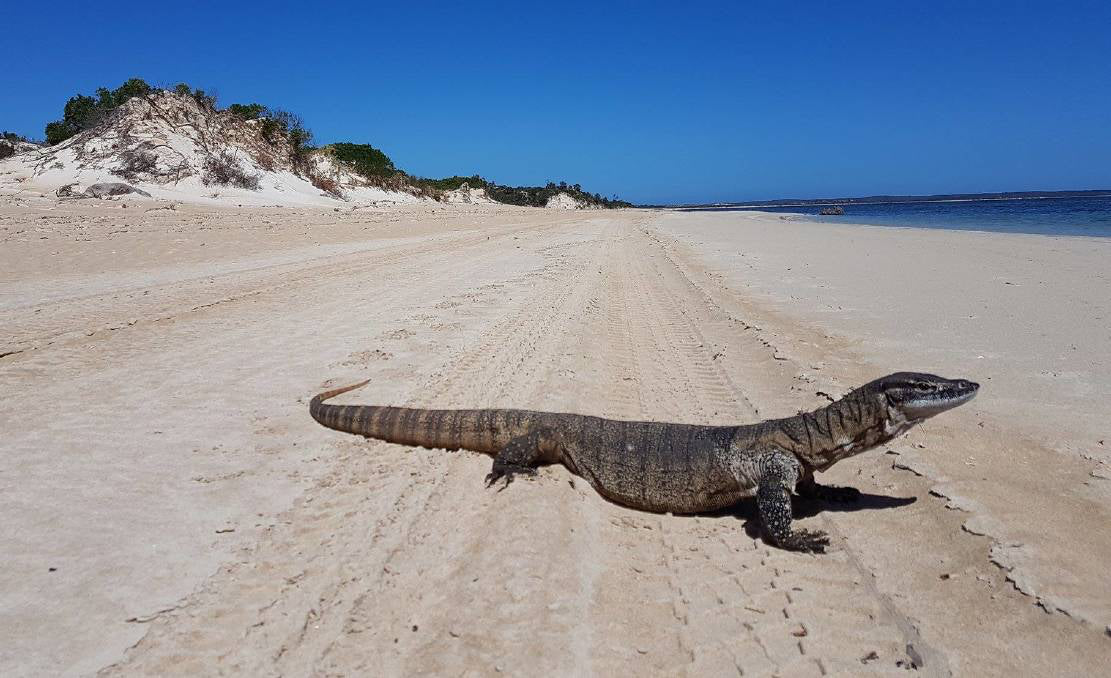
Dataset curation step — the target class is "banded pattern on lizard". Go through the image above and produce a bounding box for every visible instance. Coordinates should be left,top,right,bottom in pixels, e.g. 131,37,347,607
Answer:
310,372,978,552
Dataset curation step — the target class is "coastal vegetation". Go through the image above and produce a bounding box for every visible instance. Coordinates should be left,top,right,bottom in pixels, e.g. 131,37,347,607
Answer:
413,175,487,191
317,145,632,207
44,78,156,145
201,151,262,190
324,143,396,177
36,77,630,207
0,131,32,160
482,181,631,208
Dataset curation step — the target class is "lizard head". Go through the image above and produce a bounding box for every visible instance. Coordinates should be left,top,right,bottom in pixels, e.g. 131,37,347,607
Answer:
870,372,979,421
798,372,980,471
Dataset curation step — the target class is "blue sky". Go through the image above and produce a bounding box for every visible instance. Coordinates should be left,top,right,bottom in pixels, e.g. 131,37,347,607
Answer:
3,1,1109,204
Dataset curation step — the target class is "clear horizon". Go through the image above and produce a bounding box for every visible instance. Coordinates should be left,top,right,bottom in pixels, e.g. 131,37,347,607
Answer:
660,189,1111,207
4,1,1110,205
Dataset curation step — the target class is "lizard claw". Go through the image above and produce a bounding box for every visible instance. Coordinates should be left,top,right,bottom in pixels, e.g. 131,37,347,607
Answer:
485,463,537,490
776,529,831,554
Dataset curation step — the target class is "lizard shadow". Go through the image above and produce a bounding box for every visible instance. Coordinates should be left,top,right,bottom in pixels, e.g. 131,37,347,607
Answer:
698,492,917,541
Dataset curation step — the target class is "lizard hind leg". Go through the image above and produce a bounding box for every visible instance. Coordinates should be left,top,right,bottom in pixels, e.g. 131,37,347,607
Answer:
484,428,553,490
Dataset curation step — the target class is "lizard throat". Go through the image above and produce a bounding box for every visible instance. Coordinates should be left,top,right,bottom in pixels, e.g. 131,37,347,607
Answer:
801,399,918,472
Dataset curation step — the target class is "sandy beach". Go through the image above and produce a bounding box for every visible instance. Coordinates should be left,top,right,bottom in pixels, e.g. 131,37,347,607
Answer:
2,202,1109,676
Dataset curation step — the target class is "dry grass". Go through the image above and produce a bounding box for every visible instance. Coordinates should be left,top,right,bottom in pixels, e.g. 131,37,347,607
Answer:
309,173,343,198
201,151,261,190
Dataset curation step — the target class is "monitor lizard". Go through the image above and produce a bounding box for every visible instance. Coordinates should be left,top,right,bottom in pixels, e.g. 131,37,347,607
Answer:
310,372,978,552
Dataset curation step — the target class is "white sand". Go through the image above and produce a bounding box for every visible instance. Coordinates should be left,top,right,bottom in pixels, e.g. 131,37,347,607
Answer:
1,202,1109,676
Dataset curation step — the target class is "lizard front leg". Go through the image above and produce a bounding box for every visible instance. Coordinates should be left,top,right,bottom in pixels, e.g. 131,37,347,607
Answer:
755,450,830,553
485,428,555,489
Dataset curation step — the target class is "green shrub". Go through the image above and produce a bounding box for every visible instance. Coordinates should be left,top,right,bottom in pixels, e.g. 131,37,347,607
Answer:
240,108,314,165
414,175,488,191
173,83,216,109
95,78,154,109
327,142,396,178
45,121,75,146
480,181,630,208
226,103,267,120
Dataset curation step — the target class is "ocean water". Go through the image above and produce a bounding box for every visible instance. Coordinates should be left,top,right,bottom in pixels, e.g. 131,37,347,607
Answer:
683,196,1111,237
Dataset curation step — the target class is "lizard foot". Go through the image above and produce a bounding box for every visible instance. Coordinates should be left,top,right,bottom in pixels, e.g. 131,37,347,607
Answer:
774,529,831,554
484,462,537,490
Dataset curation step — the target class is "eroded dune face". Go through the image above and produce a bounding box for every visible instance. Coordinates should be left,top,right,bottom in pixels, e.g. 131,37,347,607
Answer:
0,91,427,207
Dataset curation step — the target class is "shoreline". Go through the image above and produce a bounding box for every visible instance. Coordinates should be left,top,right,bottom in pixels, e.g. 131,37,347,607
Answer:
672,191,1111,209
672,204,1111,239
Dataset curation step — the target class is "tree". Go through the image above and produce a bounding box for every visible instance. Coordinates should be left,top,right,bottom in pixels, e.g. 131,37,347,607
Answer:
62,95,99,129
44,78,155,145
44,121,72,146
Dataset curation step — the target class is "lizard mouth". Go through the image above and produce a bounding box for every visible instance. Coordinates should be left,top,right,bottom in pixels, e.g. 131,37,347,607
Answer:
901,382,979,419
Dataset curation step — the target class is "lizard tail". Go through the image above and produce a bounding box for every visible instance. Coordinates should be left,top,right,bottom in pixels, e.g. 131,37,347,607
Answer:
309,379,513,454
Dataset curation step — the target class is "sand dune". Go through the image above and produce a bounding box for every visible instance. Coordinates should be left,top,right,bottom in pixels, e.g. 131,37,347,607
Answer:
0,91,431,207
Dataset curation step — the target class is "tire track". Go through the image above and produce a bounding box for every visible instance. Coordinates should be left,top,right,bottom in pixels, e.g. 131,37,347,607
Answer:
314,225,617,675
1,217,573,360
579,225,911,676
98,213,919,677
101,218,618,677
642,222,955,676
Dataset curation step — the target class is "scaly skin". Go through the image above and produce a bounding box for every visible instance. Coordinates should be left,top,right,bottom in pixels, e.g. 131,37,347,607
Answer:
310,372,979,552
